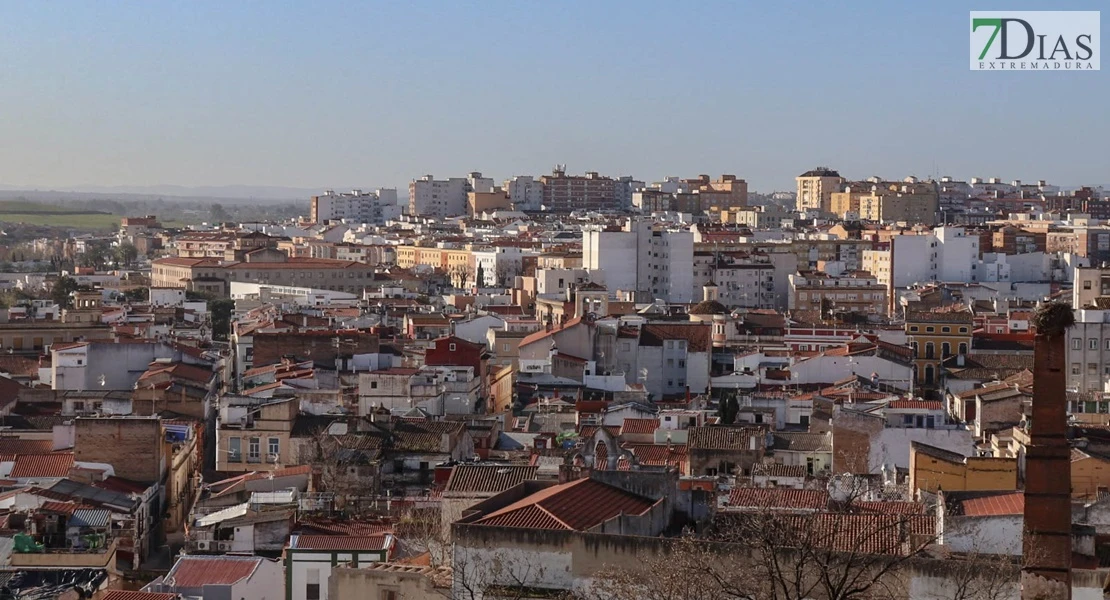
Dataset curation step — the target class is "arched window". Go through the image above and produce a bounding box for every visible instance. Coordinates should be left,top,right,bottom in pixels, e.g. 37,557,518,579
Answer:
925,365,935,385
958,342,968,355
925,342,935,359
942,342,951,358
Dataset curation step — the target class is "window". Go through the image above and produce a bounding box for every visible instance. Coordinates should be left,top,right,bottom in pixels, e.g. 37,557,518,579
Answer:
229,437,242,462
678,359,686,368
926,326,935,333
248,437,260,462
1073,338,1083,350
959,327,968,333
925,342,935,359
268,437,279,458
942,342,950,357
1093,339,1101,350
381,591,399,600
941,327,950,333
370,381,378,389
1072,363,1081,375
449,343,457,351
959,342,968,355
1089,363,1098,374
502,343,509,352
306,568,321,600
667,380,674,387
393,459,404,473
1085,281,1093,289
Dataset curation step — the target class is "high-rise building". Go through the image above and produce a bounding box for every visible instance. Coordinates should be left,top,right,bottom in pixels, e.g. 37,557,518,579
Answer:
310,189,400,225
796,167,844,212
503,175,544,211
540,165,618,212
408,175,470,218
582,218,695,303
614,176,645,211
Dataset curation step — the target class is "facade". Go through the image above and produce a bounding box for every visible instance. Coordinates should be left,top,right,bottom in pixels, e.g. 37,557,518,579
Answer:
795,168,844,212
905,311,973,387
217,397,297,472
582,219,695,303
408,175,470,218
152,251,377,297
310,189,400,225
1068,308,1110,393
857,179,939,225
788,271,887,315
540,166,617,212
285,534,393,600
502,175,544,211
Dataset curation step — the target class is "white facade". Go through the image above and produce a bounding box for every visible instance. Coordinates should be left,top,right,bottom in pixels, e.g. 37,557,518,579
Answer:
1068,309,1110,392
409,175,469,218
582,218,695,303
503,175,544,211
863,228,982,288
472,247,525,288
535,268,591,296
313,189,400,225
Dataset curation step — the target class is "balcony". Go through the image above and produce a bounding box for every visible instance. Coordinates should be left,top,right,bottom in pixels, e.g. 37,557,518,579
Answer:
11,539,117,569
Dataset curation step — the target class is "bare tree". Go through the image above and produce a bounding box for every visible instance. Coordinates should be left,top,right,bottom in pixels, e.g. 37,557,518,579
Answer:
451,545,578,600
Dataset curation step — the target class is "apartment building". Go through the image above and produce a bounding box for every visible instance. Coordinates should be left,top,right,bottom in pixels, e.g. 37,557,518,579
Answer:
173,231,277,260
1074,264,1110,309
583,218,695,303
408,175,470,218
684,174,748,210
905,311,973,387
152,248,376,296
788,270,887,315
857,178,939,224
1068,308,1110,393
796,167,844,212
310,188,401,225
540,166,617,212
216,397,297,472
503,175,544,211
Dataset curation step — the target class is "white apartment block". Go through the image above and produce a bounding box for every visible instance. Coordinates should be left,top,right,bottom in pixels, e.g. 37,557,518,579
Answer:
1068,309,1110,393
310,189,400,225
472,247,525,288
862,227,980,288
503,175,544,211
583,218,695,303
408,175,470,218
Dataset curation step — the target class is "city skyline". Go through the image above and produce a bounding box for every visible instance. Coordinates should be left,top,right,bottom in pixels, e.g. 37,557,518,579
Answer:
0,1,1105,194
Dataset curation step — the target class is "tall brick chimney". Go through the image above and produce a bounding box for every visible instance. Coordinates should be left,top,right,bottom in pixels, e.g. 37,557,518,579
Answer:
1022,302,1075,600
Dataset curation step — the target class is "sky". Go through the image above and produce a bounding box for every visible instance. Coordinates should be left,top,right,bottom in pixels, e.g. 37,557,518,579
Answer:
0,0,1106,194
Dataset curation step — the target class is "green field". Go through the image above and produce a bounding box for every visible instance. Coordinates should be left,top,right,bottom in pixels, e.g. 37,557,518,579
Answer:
0,200,120,229
0,212,120,229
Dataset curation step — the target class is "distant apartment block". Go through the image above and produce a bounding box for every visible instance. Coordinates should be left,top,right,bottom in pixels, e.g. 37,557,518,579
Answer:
788,270,887,316
152,248,376,296
796,167,843,212
540,165,618,212
310,188,401,225
408,174,470,218
583,218,695,303
502,175,544,211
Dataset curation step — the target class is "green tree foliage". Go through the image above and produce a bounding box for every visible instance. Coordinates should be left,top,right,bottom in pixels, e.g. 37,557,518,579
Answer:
210,298,236,341
51,276,79,308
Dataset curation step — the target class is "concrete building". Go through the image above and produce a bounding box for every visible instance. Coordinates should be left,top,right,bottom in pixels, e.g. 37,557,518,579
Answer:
614,175,645,210
796,167,844,212
408,174,470,218
1073,263,1110,309
216,397,297,473
152,249,376,297
503,175,544,211
582,218,695,303
286,533,394,600
857,178,939,225
789,270,887,315
540,165,617,212
147,555,284,599
310,189,401,225
1068,308,1110,393
905,311,973,387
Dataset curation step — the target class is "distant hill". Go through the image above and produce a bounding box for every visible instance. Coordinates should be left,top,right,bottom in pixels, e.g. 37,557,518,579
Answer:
0,183,343,201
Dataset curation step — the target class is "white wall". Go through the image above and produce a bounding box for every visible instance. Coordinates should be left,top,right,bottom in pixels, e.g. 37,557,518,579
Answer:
940,515,1022,556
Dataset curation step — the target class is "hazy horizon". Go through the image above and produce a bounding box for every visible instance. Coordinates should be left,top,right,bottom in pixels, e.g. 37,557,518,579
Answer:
1,1,1105,194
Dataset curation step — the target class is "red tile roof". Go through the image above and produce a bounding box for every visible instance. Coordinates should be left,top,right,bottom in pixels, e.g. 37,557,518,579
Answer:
0,439,54,455
472,478,658,531
727,488,830,511
888,400,944,411
101,592,179,600
10,453,75,478
620,418,660,435
444,465,539,494
639,324,712,352
949,491,1024,516
167,556,262,587
296,519,393,536
291,534,393,551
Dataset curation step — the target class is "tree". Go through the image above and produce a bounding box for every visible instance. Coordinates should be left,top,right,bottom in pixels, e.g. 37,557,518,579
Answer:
209,298,235,341
717,393,740,425
115,243,139,267
51,276,79,309
475,264,486,289
209,203,230,223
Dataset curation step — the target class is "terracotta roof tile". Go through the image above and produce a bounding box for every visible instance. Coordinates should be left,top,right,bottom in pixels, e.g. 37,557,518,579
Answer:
639,324,711,352
946,491,1024,516
688,426,765,451
444,465,539,494
620,418,660,435
472,478,658,531
888,400,944,411
10,453,75,478
727,488,830,511
101,592,179,600
166,555,263,587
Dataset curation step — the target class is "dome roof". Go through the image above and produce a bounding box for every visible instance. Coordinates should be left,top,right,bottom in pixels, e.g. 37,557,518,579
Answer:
689,300,728,315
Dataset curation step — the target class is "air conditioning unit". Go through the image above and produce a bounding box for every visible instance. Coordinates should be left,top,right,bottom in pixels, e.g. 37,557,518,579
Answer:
217,541,233,552
196,541,209,551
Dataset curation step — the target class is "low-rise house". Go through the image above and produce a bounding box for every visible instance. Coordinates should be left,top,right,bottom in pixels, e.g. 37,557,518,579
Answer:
770,432,833,475
147,555,284,599
217,397,297,473
686,426,767,477
285,533,395,600
908,441,1018,497
440,464,540,539
937,490,1024,556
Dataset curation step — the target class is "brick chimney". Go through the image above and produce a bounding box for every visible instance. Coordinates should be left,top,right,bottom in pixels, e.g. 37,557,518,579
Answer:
1021,302,1074,599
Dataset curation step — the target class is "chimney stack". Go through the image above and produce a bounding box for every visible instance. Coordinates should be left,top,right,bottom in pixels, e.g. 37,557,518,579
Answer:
1021,302,1075,599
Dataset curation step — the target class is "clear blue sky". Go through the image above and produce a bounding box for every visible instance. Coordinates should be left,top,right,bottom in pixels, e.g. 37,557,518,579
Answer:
0,0,1105,193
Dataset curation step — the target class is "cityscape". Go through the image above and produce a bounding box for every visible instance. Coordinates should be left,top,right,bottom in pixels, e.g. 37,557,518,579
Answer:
0,3,1106,600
